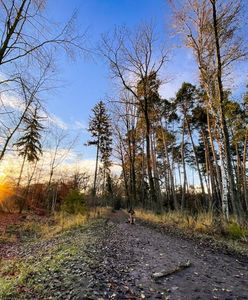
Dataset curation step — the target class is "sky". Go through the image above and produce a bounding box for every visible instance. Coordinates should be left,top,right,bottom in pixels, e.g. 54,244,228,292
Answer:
2,0,247,182
43,0,199,161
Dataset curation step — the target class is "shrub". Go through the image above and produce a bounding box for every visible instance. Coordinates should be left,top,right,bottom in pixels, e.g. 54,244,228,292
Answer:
226,222,245,240
0,195,18,213
61,189,86,214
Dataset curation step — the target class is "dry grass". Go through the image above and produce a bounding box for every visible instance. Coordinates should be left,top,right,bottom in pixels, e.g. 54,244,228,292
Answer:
135,209,248,241
29,207,110,239
42,207,110,238
0,207,111,243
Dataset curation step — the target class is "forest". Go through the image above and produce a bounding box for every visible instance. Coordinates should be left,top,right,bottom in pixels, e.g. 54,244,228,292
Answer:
0,0,247,299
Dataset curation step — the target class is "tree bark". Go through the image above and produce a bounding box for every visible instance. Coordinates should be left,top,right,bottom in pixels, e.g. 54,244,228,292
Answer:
243,133,248,211
185,113,207,206
211,0,239,220
144,97,156,203
93,135,100,197
181,118,187,210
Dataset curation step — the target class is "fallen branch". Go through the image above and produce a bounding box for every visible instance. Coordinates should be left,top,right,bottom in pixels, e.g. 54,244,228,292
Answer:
152,260,191,280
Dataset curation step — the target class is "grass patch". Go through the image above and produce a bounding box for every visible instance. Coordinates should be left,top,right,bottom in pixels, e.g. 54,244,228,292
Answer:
42,207,109,239
135,209,214,232
0,207,110,243
0,207,110,299
0,243,82,299
226,222,246,240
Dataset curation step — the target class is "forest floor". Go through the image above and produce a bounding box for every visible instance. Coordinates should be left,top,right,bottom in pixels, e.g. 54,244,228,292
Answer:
0,210,248,299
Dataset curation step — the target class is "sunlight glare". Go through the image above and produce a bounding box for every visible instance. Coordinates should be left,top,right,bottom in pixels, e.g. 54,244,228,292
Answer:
0,167,14,204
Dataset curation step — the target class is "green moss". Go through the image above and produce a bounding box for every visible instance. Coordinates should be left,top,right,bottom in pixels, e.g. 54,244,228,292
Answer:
0,277,15,299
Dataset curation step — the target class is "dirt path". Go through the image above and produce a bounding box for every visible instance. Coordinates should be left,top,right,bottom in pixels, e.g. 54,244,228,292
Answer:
83,210,248,300
1,210,248,299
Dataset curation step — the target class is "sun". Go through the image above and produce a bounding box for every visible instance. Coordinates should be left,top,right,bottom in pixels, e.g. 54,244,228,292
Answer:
0,169,6,183
0,169,14,203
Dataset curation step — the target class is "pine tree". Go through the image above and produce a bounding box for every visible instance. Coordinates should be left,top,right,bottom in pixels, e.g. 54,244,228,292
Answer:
15,105,43,186
87,101,112,196
136,71,162,205
175,83,207,208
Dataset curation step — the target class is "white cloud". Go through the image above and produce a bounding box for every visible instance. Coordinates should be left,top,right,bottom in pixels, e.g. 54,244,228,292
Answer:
0,90,72,130
160,70,198,99
1,150,121,185
0,92,24,110
73,120,87,130
47,113,68,130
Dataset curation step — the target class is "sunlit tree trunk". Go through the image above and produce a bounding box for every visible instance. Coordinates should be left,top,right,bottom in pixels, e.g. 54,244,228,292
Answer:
181,119,187,210
151,132,162,209
185,113,206,206
211,0,240,220
160,121,177,209
243,133,248,210
93,135,100,197
144,98,156,203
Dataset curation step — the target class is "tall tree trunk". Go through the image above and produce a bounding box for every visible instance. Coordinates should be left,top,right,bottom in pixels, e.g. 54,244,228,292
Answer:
211,0,239,220
201,128,215,210
235,144,242,211
120,143,130,206
126,126,136,208
93,135,100,197
161,120,177,209
181,119,187,210
144,97,156,203
131,126,137,205
217,137,229,219
206,110,222,210
243,133,248,211
151,132,162,210
185,113,207,206
141,138,146,208
25,160,38,208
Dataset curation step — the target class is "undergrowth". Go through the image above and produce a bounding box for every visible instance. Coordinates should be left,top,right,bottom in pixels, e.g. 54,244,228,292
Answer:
1,207,109,243
0,207,109,299
135,209,248,242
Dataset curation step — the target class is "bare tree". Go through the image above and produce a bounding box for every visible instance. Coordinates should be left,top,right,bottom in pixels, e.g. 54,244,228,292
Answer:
100,23,169,203
0,0,87,163
109,90,138,208
45,126,77,212
0,0,87,67
0,59,52,161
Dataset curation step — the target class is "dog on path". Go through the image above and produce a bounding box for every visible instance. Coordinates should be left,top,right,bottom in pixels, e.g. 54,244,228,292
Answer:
128,208,135,224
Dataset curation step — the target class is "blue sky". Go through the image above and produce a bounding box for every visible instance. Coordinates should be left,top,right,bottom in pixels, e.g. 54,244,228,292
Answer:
43,0,247,161
43,0,195,159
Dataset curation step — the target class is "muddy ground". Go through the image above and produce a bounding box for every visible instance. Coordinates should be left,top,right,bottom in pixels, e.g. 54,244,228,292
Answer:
0,210,248,299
